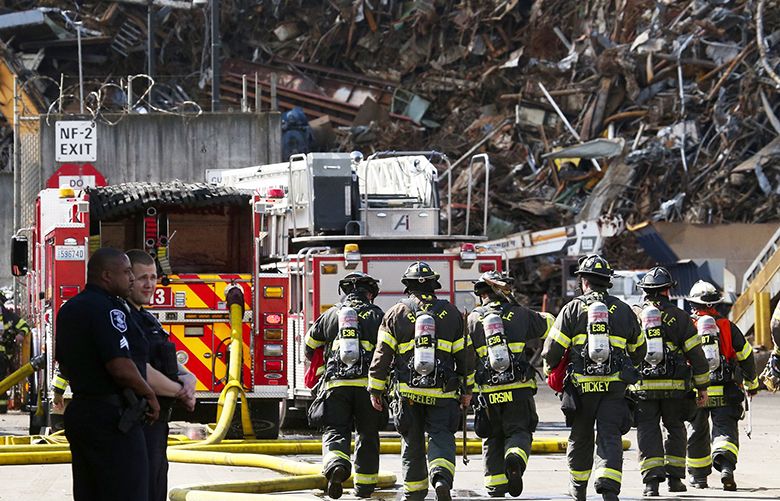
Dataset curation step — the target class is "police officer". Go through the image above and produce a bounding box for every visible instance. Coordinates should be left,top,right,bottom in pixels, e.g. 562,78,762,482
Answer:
632,267,710,496
685,280,758,491
542,254,646,501
0,293,32,413
304,272,384,499
468,271,554,497
56,248,160,501
126,249,196,501
368,262,474,501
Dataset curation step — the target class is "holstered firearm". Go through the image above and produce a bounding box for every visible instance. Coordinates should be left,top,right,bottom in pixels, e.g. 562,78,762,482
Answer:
118,388,149,433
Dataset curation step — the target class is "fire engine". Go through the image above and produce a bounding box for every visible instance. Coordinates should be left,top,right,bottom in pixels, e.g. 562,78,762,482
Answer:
11,151,500,437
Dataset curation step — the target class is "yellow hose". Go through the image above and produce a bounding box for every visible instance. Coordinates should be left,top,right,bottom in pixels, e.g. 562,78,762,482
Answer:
0,437,631,463
178,298,247,446
0,355,44,395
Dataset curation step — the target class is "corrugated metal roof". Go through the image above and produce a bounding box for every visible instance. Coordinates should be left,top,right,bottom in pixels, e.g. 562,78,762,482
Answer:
664,260,716,299
629,222,679,264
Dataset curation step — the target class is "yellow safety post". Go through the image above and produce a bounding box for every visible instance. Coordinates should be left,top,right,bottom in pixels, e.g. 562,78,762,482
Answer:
754,292,771,349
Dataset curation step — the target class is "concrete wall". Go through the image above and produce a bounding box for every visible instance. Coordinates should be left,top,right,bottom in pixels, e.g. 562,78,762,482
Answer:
39,112,281,184
1,112,281,288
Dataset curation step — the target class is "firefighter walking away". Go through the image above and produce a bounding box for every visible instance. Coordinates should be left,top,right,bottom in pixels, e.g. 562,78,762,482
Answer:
305,272,386,499
368,262,475,501
469,271,554,497
685,280,758,491
631,267,710,496
542,254,646,501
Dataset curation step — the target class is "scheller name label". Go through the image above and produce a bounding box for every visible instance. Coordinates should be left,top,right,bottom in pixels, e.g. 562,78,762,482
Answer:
401,392,437,405
184,313,230,320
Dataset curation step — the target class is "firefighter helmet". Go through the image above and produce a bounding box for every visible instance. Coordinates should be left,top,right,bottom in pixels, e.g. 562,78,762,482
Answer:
638,266,677,291
687,280,722,305
401,261,442,290
473,270,513,295
574,254,614,280
338,271,380,297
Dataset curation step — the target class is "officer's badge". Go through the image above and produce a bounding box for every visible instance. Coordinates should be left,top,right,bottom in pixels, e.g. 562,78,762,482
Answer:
110,309,128,333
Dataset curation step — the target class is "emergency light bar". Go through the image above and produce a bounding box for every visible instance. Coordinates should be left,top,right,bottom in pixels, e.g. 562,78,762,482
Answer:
344,243,361,269
459,243,477,269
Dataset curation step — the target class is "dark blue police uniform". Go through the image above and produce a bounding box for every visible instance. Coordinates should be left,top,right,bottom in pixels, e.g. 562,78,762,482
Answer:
56,284,150,501
131,306,179,501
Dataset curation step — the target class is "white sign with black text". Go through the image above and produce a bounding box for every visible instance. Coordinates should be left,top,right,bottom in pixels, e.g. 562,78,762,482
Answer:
55,121,97,162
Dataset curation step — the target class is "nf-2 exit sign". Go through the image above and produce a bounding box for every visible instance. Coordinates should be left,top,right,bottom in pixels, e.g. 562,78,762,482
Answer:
55,121,97,162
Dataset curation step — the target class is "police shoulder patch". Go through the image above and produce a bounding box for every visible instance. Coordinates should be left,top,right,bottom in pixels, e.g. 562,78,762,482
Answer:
110,309,128,333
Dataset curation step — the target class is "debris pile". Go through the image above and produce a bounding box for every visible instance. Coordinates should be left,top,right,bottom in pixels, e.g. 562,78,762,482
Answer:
1,1,779,273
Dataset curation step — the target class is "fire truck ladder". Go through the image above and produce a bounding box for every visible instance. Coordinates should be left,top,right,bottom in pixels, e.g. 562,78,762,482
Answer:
286,246,330,397
731,225,780,348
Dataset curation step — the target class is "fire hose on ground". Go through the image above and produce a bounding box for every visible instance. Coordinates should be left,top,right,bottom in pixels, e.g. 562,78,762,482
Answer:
0,286,631,498
0,354,45,396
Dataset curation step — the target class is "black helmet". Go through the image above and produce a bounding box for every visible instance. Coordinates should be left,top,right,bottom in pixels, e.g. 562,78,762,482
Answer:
401,261,442,290
473,270,513,295
638,266,677,291
575,254,613,279
339,271,380,297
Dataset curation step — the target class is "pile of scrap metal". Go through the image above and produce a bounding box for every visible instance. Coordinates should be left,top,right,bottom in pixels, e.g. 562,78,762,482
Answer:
0,0,778,274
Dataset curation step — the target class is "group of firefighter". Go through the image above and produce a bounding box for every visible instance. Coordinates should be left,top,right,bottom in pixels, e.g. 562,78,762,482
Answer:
304,255,776,501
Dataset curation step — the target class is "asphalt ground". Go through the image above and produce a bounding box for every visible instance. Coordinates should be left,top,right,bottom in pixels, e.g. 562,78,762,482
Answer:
0,387,778,500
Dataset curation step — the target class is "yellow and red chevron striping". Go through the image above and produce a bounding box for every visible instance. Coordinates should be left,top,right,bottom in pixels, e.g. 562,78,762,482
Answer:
159,274,253,393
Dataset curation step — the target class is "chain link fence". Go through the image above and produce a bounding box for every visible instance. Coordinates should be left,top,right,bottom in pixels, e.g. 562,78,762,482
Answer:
18,120,41,230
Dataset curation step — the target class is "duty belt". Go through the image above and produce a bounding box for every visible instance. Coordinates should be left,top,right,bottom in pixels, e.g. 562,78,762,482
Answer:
73,393,124,407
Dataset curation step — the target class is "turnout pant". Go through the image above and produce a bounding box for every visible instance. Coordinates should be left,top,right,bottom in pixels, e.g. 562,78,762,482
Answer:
397,397,460,500
567,391,631,495
0,351,8,412
686,404,742,477
482,396,538,494
321,385,383,493
144,417,170,501
64,398,149,501
636,398,693,482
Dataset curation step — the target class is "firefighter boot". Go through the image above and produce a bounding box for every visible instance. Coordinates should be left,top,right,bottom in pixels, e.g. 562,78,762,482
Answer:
352,486,373,499
667,477,687,492
602,491,619,501
688,475,708,489
569,485,586,501
326,465,349,499
720,463,737,491
643,480,659,497
434,477,452,501
505,453,524,497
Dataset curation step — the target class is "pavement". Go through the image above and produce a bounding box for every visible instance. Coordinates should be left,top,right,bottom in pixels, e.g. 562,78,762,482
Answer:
0,387,778,500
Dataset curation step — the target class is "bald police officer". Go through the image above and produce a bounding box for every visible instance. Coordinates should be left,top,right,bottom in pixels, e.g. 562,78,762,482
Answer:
56,248,160,501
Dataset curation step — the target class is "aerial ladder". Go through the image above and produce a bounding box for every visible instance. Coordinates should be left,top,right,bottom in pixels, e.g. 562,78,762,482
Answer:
731,225,780,348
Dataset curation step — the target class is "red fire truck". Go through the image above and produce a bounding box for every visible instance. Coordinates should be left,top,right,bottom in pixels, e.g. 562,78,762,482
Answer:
11,151,499,437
